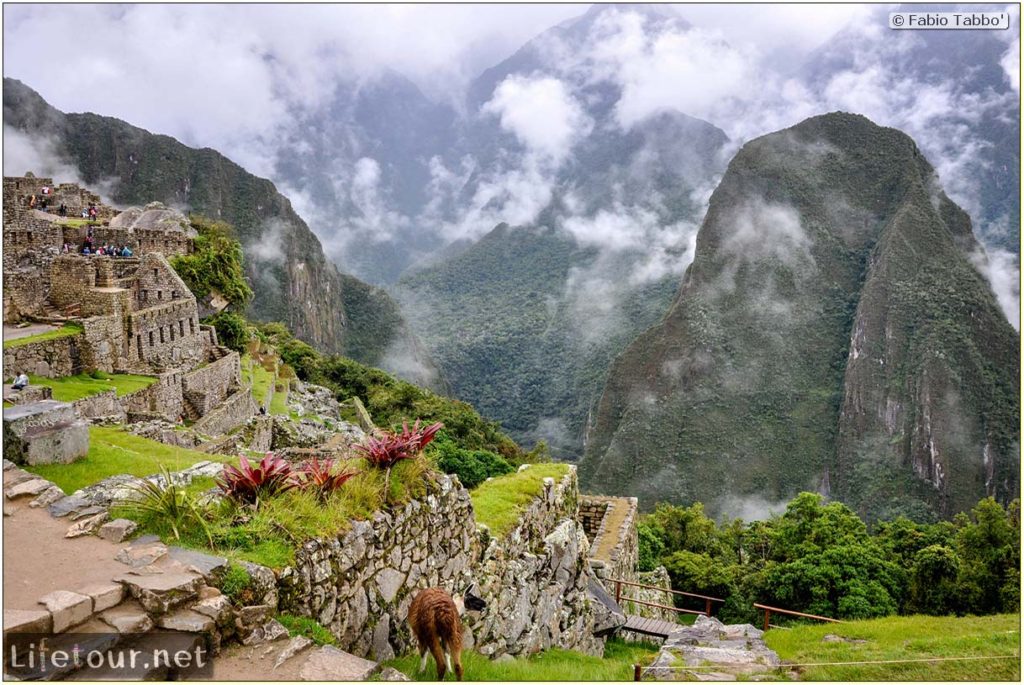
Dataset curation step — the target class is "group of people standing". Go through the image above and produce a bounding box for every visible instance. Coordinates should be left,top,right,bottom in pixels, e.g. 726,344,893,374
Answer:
26,187,99,221
72,242,133,257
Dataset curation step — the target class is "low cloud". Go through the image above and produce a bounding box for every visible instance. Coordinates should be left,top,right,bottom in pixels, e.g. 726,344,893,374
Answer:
483,75,592,164
970,247,1021,330
2,126,119,204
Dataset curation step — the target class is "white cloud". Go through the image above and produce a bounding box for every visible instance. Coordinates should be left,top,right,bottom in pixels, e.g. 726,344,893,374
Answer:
971,247,1021,330
483,75,592,164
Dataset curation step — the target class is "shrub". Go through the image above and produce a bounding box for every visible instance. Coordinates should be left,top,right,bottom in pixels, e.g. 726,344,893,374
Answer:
206,311,252,352
170,215,253,307
431,434,513,489
637,519,666,573
217,454,298,506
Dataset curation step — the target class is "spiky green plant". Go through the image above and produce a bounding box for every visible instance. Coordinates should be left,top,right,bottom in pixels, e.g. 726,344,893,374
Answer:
122,466,213,545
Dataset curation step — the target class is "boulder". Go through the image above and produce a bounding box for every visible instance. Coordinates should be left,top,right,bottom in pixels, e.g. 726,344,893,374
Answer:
98,518,138,543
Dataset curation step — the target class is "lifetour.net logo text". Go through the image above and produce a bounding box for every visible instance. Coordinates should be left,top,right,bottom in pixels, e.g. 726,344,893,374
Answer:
5,633,213,679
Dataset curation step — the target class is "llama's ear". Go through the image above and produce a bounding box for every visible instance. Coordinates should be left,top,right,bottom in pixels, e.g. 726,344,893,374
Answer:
453,595,466,615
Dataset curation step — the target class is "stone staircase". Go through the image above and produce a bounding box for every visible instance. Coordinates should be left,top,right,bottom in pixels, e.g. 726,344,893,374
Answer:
643,615,785,681
3,460,395,682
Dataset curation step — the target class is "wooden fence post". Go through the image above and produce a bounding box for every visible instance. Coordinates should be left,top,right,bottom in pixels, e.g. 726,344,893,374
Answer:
616,580,622,604
705,598,712,616
633,664,642,681
763,608,771,632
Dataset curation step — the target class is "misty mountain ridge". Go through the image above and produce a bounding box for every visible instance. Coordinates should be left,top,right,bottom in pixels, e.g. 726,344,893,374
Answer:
580,112,1019,522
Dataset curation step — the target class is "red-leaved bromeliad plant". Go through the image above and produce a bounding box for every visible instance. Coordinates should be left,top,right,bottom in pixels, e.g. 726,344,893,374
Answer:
354,420,443,502
295,457,359,501
217,453,298,507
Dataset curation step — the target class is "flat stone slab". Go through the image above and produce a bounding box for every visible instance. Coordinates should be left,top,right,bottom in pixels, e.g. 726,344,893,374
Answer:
274,636,314,669
2,400,74,421
77,583,124,612
98,518,138,542
5,478,53,499
167,546,228,578
49,495,92,518
38,590,92,633
114,571,203,614
98,602,154,634
30,485,67,508
115,542,168,568
157,608,215,633
298,645,379,681
66,511,109,538
4,608,53,635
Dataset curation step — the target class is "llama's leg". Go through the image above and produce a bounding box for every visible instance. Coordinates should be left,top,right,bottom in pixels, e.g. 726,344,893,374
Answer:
429,637,447,680
418,644,428,673
452,647,464,681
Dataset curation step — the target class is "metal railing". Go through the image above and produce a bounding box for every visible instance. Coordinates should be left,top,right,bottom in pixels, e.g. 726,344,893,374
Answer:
610,577,725,616
753,603,843,631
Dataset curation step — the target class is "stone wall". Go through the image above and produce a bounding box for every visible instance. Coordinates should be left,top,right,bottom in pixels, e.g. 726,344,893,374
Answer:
181,352,242,417
72,389,127,422
277,473,478,661
3,334,85,379
466,466,603,658
191,389,257,438
277,465,606,663
626,566,680,623
582,494,639,589
122,372,186,422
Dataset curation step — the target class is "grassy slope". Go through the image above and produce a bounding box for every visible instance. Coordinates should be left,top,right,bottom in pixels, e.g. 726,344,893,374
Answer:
383,637,660,681
28,372,156,402
26,425,228,493
470,463,571,537
3,323,83,349
765,613,1020,681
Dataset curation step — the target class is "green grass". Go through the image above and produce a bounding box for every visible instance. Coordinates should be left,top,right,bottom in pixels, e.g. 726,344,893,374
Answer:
242,353,275,409
56,218,101,228
27,371,156,402
277,614,337,646
3,323,83,350
470,463,571,537
270,381,289,416
116,455,435,569
25,425,229,494
382,637,659,681
763,613,1020,681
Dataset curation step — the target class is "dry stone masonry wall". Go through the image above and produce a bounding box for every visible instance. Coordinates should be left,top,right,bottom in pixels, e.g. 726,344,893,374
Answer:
277,473,478,662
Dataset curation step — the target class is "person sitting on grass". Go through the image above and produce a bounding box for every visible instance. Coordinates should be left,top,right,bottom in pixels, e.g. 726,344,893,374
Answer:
12,372,29,391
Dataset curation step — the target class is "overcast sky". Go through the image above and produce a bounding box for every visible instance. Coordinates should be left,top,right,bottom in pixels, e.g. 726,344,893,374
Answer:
3,3,877,159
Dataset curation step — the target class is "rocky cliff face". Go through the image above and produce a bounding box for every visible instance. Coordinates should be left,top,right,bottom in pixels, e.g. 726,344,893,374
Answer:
2,78,439,387
581,113,1019,521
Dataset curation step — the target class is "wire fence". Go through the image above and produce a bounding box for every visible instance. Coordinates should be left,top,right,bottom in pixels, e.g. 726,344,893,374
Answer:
633,653,1021,680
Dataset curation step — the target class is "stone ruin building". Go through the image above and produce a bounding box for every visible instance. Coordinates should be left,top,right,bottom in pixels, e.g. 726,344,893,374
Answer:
2,174,255,464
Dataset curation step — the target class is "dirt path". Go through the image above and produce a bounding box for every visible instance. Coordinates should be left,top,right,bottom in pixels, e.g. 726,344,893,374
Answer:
2,489,129,611
3,323,62,343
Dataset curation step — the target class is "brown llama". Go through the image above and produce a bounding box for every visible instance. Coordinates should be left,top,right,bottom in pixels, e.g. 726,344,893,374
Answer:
407,587,465,680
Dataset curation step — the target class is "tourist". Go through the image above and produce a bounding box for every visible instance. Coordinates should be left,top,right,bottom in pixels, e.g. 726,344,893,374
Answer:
260,405,267,416
41,185,50,195
62,243,70,253
121,245,132,257
82,246,91,255
89,205,98,220
28,194,36,209
81,208,89,218
59,203,67,217
12,372,29,391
